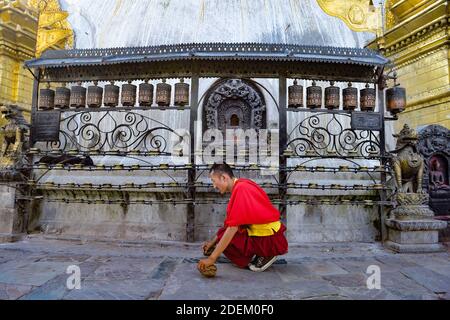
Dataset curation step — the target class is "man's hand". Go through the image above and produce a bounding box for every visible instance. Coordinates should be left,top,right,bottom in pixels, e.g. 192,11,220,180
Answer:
197,227,238,273
202,240,215,256
197,257,216,272
202,241,211,253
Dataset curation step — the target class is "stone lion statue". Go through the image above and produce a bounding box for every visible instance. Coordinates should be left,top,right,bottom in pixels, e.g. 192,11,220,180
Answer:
0,105,29,171
390,124,425,194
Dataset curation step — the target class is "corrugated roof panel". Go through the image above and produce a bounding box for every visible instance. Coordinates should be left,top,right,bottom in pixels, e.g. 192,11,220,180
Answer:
25,43,388,69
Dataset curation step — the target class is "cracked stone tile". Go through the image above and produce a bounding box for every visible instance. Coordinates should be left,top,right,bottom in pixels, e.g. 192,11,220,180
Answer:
0,254,45,273
373,255,420,272
0,261,70,287
19,274,69,300
20,261,102,300
337,286,402,300
333,257,382,274
300,261,349,276
380,271,436,294
63,279,166,300
34,254,91,264
275,264,322,282
159,262,339,300
323,273,367,287
400,267,450,294
159,263,281,300
0,283,33,300
85,257,163,281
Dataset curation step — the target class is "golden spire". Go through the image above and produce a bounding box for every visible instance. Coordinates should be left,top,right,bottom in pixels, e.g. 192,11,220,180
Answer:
28,0,73,57
316,0,382,35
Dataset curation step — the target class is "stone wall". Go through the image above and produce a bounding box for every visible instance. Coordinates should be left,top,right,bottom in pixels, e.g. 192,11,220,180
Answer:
36,198,188,242
29,163,383,243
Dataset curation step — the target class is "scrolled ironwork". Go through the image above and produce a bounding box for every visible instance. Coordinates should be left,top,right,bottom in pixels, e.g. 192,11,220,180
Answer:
287,112,381,157
44,110,184,154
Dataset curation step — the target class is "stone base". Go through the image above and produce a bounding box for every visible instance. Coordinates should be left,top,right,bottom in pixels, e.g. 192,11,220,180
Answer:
0,183,25,240
384,241,446,253
435,216,450,242
0,233,24,243
388,228,440,244
385,218,448,253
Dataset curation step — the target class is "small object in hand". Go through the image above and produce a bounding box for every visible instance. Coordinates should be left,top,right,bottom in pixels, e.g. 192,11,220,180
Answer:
199,264,217,278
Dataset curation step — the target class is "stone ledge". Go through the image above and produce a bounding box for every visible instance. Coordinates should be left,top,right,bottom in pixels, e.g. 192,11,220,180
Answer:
384,241,446,253
386,219,447,231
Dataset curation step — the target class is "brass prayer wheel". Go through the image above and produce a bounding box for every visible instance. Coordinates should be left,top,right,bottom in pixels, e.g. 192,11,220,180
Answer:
54,84,70,109
306,81,322,109
121,80,137,107
87,81,103,108
39,83,55,110
386,85,406,114
174,78,190,106
104,81,119,107
325,81,340,110
288,79,303,108
343,82,358,111
70,81,86,109
156,79,171,106
360,84,376,112
139,79,154,107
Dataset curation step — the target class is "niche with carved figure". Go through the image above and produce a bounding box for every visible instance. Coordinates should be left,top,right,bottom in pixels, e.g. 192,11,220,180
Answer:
418,125,450,216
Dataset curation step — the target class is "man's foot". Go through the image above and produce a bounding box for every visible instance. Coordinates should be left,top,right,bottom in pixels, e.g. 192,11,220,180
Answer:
249,256,278,272
247,255,257,268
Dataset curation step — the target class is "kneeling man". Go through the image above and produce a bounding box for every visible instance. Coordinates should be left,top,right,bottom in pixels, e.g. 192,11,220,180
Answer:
198,163,288,273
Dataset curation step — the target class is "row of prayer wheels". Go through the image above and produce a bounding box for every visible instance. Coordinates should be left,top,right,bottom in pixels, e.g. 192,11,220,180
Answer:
39,79,190,110
288,80,406,114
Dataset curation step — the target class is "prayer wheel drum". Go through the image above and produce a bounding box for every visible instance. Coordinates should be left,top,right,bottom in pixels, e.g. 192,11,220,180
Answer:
360,84,376,112
104,81,119,107
54,85,70,109
70,82,86,109
306,81,322,109
87,81,103,108
343,82,358,111
39,84,55,110
386,86,406,114
139,80,154,107
156,79,171,107
288,79,303,108
325,81,340,110
121,81,137,107
174,78,190,106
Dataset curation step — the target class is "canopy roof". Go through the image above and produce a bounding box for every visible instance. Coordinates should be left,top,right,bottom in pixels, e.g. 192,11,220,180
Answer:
25,43,389,82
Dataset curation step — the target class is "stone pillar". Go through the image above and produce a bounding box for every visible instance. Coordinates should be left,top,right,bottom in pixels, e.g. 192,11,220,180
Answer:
0,183,25,242
385,193,447,253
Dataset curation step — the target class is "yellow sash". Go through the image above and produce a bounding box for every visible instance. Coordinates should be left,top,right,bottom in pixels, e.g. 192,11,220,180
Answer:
247,221,281,237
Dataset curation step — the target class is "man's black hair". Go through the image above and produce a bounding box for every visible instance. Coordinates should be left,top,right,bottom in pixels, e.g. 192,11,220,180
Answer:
209,163,235,178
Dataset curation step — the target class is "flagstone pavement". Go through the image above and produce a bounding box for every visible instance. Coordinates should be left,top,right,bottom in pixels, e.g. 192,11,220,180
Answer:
0,235,449,300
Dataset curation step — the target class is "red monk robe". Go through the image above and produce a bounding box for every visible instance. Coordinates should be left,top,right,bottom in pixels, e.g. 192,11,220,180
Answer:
216,178,288,268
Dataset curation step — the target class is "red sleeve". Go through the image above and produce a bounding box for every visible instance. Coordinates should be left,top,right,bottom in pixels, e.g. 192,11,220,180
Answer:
225,179,280,227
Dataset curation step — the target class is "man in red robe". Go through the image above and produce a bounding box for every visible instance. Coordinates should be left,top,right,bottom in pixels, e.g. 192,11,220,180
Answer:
198,163,288,273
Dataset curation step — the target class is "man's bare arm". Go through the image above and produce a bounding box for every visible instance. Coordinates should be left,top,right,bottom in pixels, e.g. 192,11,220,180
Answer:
198,226,238,271
202,235,218,253
209,226,238,261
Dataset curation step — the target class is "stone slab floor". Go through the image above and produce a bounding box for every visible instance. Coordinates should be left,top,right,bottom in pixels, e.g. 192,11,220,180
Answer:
0,236,449,300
